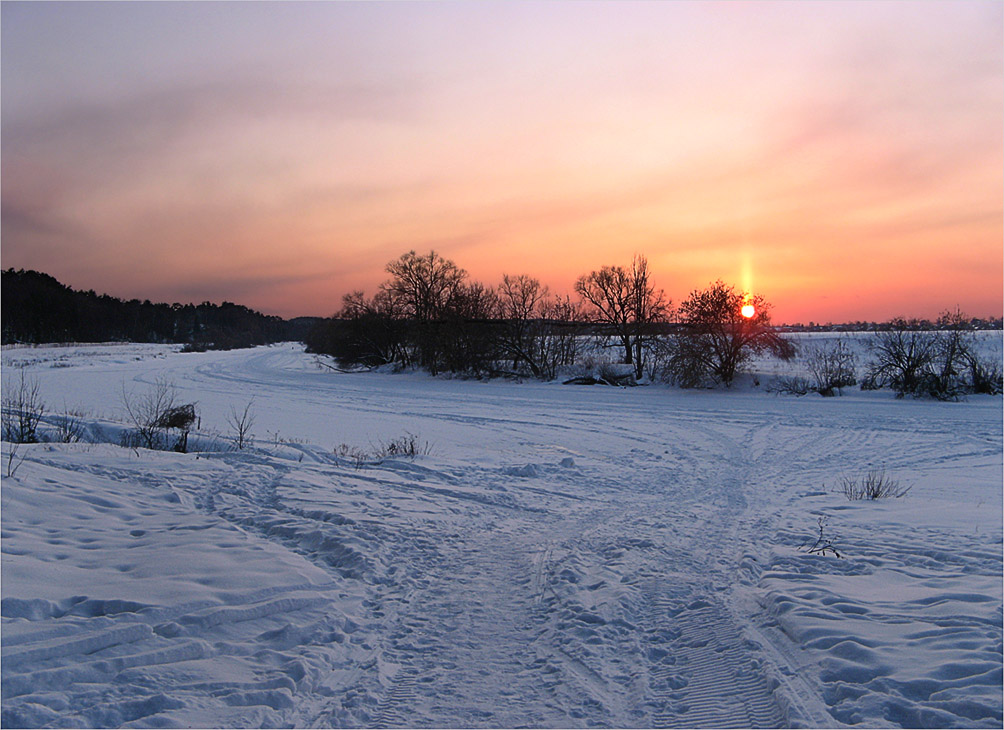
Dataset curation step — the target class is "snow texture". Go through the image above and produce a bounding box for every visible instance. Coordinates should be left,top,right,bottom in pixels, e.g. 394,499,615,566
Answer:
2,340,1001,728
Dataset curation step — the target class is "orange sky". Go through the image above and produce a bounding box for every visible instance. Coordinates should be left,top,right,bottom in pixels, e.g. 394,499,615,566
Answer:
2,1,1001,322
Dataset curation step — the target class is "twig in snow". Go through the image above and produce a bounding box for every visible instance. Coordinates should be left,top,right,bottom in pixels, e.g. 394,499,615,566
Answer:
798,516,841,558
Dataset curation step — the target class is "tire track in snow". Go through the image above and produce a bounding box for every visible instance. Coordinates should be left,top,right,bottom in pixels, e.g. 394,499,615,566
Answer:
642,589,784,729
532,543,554,605
373,670,418,728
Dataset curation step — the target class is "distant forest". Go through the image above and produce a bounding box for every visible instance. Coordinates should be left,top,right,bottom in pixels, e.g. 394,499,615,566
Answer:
1,269,318,348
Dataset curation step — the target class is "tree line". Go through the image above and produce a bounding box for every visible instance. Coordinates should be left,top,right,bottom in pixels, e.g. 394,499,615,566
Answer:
1,269,314,348
861,311,1002,399
305,250,794,387
780,318,1002,332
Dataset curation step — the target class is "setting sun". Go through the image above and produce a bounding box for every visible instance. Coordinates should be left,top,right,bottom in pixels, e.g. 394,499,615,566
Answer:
741,303,756,319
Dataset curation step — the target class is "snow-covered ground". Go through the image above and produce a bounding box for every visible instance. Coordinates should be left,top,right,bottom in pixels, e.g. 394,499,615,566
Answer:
2,340,1001,728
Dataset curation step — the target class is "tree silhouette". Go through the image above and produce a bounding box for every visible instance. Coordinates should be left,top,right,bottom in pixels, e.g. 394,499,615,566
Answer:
575,255,669,380
672,280,793,387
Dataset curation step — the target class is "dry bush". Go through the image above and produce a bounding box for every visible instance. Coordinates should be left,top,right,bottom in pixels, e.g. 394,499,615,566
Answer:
121,378,196,451
965,351,1003,395
333,443,369,469
866,313,1000,400
865,322,936,396
53,410,86,443
767,375,813,396
804,339,857,396
334,433,430,467
838,469,911,500
375,433,431,459
2,369,44,444
227,399,256,450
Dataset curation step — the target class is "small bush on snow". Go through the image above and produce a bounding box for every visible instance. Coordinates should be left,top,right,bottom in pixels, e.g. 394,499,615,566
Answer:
805,339,857,396
333,433,430,467
375,433,430,459
2,369,44,444
52,410,86,443
966,352,1003,395
865,312,1002,400
767,376,813,396
226,399,256,450
120,378,196,452
838,469,911,500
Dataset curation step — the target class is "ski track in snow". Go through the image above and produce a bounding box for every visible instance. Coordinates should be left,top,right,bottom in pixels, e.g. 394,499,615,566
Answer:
2,342,1001,728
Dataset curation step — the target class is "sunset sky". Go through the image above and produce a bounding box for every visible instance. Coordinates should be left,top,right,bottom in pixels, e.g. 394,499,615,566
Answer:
3,1,1001,322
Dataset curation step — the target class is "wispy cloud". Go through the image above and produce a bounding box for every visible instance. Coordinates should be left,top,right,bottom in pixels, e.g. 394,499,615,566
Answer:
1,1,1000,320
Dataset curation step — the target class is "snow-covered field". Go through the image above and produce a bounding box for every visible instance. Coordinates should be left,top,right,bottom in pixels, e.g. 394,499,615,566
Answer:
2,340,1001,728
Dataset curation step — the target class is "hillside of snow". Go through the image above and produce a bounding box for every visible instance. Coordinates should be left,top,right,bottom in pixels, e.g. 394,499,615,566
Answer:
2,340,1001,728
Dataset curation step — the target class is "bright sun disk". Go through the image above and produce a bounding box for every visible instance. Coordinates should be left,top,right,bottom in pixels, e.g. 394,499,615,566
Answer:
741,303,755,319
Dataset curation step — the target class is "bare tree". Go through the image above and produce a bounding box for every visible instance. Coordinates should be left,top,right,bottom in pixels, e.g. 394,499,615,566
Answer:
313,289,408,367
495,276,584,380
379,250,470,373
380,250,467,321
929,309,974,400
575,255,669,380
865,319,937,397
536,295,583,380
626,255,671,378
437,280,499,375
2,369,44,443
804,338,857,396
864,310,1001,399
227,399,256,450
497,274,551,377
671,280,793,387
121,378,179,450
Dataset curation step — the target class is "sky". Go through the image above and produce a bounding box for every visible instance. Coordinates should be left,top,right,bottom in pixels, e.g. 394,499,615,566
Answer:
2,1,1001,323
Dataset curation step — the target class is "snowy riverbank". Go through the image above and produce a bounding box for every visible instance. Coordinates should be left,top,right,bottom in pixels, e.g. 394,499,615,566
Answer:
2,342,1001,728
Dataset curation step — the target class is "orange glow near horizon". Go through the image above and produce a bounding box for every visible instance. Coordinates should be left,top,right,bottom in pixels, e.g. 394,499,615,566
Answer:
1,2,1001,323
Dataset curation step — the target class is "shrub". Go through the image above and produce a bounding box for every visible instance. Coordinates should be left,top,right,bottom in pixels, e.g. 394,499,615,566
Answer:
121,379,196,451
923,311,974,400
838,469,911,500
967,352,1003,395
805,339,857,396
2,369,44,443
858,372,883,391
333,433,430,467
53,409,86,443
226,399,256,450
375,433,430,459
767,375,813,396
866,313,1002,400
866,321,937,397
333,443,370,469
5,441,26,478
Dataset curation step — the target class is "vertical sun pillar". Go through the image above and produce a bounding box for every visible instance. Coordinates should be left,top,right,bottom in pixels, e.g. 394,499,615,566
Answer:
740,251,756,318
741,250,753,297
